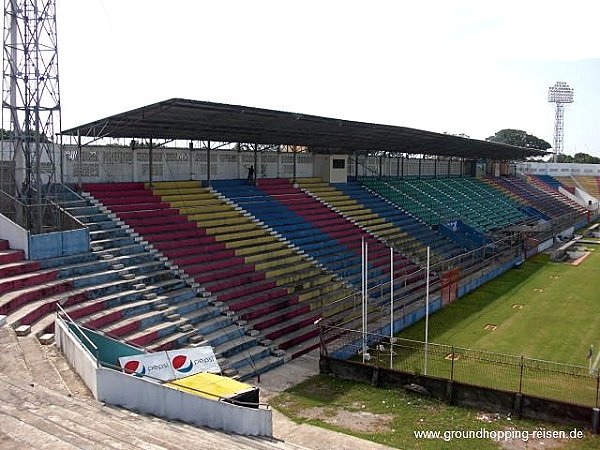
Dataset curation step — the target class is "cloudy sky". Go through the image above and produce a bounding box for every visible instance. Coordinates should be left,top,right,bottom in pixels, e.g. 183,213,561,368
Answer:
57,0,600,155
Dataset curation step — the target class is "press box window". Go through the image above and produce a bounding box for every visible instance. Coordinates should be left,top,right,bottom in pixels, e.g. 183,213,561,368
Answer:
332,159,345,169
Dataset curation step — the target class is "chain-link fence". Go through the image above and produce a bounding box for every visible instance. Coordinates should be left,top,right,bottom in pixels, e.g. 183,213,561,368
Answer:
321,326,600,408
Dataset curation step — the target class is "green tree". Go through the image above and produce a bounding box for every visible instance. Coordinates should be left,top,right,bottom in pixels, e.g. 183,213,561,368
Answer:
573,152,600,164
555,154,574,163
486,129,551,150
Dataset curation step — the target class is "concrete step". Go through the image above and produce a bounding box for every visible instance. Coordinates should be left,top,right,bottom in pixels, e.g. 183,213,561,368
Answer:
214,334,260,359
0,370,298,450
236,355,287,382
225,345,271,371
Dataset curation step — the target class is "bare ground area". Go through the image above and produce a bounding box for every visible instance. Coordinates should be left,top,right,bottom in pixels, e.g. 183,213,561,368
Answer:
300,407,394,434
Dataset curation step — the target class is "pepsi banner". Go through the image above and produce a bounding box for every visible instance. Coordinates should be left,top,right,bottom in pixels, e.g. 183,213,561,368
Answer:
118,353,175,381
118,347,220,381
167,347,221,378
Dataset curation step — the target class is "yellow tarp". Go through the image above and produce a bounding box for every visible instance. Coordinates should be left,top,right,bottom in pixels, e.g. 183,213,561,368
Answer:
165,372,255,400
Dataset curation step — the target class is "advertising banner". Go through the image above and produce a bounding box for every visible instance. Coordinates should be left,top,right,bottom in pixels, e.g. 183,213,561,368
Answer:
119,347,220,381
118,353,175,381
167,346,221,378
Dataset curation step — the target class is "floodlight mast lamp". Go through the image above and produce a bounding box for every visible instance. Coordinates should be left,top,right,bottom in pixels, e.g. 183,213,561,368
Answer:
2,0,61,208
548,81,574,162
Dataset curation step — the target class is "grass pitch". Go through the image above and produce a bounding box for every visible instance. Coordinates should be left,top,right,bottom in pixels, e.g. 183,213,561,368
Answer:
397,251,600,366
272,375,599,450
273,247,600,449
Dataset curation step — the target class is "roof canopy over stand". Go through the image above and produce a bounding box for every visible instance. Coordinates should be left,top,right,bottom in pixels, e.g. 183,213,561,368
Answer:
61,98,546,161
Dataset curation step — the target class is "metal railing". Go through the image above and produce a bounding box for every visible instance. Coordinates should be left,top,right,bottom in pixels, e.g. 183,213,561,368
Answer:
57,304,100,364
321,325,600,408
316,233,523,332
0,187,85,234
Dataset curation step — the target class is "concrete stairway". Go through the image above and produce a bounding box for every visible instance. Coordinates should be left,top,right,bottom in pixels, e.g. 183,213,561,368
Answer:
0,189,281,381
0,325,307,450
84,181,359,360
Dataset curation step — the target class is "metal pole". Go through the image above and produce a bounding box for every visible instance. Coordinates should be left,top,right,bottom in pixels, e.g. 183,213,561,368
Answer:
365,240,369,360
77,130,82,190
254,143,258,183
390,246,394,369
131,139,136,182
236,143,240,179
277,145,281,178
424,246,430,375
206,140,211,186
596,373,600,408
450,345,455,381
148,138,153,186
188,141,193,180
33,1,42,233
59,141,64,185
292,147,297,182
519,356,524,394
362,236,366,363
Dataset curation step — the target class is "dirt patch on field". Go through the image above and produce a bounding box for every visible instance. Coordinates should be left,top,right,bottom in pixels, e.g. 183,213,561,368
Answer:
301,407,394,433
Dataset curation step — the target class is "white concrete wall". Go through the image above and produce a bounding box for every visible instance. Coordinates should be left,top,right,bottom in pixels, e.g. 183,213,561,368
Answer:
54,316,273,437
0,213,29,257
315,155,348,183
54,318,99,397
329,156,348,183
62,145,473,183
571,186,599,206
97,368,272,436
518,162,600,177
558,186,595,208
538,238,554,253
63,145,315,184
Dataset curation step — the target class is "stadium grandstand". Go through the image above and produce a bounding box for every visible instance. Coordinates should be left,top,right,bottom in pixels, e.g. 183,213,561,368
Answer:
2,98,599,441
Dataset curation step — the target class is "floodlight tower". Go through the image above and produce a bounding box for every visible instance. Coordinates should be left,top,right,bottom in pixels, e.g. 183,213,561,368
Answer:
1,0,61,205
548,81,574,162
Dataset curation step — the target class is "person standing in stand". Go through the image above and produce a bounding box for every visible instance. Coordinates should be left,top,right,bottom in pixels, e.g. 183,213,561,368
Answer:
247,165,255,185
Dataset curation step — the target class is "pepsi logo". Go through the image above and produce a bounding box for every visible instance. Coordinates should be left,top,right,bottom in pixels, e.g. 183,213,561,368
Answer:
123,360,146,377
171,355,193,373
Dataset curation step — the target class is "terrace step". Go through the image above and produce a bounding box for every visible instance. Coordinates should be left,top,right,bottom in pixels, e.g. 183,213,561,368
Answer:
14,324,31,336
178,323,194,333
38,333,55,345
153,302,168,311
225,345,271,371
164,312,181,321
214,334,259,358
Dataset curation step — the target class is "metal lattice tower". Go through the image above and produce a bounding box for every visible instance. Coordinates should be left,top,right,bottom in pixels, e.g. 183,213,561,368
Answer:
548,81,574,161
1,0,61,201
